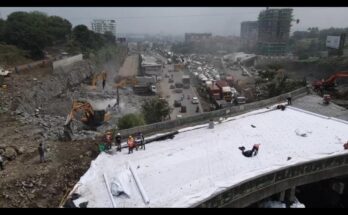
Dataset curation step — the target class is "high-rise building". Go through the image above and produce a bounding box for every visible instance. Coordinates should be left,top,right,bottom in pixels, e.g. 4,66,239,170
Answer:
240,21,258,52
91,19,116,37
257,8,293,56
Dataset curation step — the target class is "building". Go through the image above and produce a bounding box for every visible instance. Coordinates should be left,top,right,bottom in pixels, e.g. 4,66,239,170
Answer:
240,21,258,52
140,54,163,77
185,33,212,43
257,8,293,56
91,19,116,37
117,37,127,44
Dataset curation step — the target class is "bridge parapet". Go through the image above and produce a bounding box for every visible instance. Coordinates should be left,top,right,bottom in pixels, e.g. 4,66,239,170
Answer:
119,87,307,137
194,153,348,208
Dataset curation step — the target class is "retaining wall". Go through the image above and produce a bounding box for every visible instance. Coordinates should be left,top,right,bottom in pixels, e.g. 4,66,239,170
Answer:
52,54,83,70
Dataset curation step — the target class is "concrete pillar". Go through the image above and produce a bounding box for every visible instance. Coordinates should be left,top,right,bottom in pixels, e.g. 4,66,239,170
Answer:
288,187,296,203
283,187,296,207
278,191,285,202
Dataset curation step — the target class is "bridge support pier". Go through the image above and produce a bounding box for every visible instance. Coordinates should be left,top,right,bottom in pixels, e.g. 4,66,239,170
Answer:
284,187,296,207
278,191,285,202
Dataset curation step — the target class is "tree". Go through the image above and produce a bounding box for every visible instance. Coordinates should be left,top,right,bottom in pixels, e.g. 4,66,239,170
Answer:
72,25,107,56
117,113,145,130
2,11,72,59
141,98,172,124
46,16,72,43
103,31,116,44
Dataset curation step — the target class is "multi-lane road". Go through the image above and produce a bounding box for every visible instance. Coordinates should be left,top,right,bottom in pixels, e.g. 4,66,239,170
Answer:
154,54,203,119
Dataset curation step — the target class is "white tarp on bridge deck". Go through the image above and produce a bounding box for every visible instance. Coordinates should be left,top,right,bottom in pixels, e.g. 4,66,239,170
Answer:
70,105,348,207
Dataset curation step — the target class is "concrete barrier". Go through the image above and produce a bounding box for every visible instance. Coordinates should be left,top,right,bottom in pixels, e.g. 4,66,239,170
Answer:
13,59,52,73
53,54,83,70
118,87,307,137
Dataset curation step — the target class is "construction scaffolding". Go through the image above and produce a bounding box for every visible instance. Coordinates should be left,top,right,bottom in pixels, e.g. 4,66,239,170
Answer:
257,8,293,56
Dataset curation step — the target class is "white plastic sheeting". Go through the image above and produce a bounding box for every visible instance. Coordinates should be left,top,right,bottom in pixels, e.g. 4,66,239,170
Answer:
71,106,348,207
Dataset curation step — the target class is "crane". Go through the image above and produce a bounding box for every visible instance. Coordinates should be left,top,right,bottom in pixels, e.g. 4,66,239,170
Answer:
312,71,348,92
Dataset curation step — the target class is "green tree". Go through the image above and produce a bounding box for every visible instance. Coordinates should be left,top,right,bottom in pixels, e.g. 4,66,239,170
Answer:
141,98,172,124
2,11,72,59
103,31,116,44
72,25,107,57
46,16,72,43
117,113,145,130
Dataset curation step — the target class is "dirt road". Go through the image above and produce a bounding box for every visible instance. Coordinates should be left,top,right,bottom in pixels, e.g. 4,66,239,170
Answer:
117,54,139,77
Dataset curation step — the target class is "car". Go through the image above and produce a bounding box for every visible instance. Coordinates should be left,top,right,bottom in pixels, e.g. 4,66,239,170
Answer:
173,100,181,107
175,82,183,88
191,96,199,104
168,78,174,83
174,88,183,93
169,84,175,89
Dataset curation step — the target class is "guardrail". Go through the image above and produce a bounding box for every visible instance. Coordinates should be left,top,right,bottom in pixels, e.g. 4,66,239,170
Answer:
193,153,348,208
118,87,307,137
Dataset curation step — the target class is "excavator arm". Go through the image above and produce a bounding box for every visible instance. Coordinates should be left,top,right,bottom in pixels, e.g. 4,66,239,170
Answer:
91,71,107,89
313,71,348,91
64,101,95,126
325,72,348,84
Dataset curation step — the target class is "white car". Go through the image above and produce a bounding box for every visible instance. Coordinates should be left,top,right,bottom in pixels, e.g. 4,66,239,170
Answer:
191,97,199,104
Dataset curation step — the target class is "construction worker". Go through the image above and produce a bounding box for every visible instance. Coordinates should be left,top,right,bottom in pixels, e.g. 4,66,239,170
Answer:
115,133,122,152
196,106,200,113
239,144,260,157
344,141,348,150
38,143,46,163
306,83,311,94
0,154,4,171
104,132,113,151
276,104,286,111
98,143,106,153
127,136,135,154
101,73,106,90
137,132,145,150
286,94,292,105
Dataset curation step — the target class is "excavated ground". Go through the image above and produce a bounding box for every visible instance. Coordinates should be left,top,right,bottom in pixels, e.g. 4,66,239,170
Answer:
0,48,145,207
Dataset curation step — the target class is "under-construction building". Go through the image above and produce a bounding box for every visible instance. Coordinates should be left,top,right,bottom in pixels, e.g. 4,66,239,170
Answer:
257,8,293,56
240,21,258,52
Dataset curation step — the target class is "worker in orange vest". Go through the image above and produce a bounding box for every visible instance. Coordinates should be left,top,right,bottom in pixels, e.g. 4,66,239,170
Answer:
127,136,135,154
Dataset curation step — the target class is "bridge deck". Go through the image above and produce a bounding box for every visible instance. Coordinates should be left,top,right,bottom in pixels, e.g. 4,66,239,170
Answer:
71,105,348,207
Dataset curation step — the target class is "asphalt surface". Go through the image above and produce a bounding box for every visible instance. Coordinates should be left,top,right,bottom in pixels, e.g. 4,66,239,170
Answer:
158,63,203,120
293,94,348,121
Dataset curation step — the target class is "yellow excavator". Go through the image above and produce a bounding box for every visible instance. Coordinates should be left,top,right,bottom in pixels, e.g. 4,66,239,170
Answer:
91,71,107,90
63,100,111,141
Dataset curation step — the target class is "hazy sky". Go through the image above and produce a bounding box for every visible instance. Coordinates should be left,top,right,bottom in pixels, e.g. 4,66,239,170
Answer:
1,7,348,36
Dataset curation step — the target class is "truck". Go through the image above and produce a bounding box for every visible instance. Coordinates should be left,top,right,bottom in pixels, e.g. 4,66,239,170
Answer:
215,80,232,102
182,75,190,89
133,84,157,95
221,86,233,102
174,64,185,72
